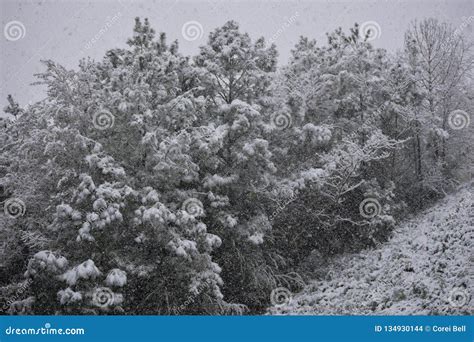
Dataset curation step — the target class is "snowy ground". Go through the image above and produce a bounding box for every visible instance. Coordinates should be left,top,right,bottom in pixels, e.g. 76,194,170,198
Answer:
270,184,473,315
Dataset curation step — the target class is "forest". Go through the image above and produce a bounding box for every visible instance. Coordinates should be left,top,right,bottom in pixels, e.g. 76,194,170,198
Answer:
0,17,472,315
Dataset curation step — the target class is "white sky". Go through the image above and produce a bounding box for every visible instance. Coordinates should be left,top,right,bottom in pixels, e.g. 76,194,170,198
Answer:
1,0,473,113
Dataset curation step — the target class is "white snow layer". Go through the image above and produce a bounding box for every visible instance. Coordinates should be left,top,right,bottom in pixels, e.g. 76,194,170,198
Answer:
269,184,473,315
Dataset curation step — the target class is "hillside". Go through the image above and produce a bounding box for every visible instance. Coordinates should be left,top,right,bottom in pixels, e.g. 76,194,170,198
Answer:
270,184,473,315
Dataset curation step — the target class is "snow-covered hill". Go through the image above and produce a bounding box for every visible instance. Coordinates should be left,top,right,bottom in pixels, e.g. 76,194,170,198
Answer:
270,184,473,315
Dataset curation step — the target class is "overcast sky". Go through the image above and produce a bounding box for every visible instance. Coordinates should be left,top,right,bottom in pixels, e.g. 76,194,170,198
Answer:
1,0,473,113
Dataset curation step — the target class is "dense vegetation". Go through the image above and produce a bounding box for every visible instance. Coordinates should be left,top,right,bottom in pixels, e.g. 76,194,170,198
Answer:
1,18,472,314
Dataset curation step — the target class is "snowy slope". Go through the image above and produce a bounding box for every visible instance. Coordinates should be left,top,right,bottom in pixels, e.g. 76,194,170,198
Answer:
270,184,473,315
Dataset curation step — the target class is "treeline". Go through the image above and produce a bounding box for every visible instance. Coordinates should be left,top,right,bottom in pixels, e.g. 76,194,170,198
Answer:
0,18,472,314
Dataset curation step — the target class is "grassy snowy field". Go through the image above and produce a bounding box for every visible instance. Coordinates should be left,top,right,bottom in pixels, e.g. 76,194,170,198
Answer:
270,184,473,315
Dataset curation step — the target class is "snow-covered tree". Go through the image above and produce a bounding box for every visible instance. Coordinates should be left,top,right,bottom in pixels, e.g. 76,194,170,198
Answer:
403,18,473,195
1,18,225,315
